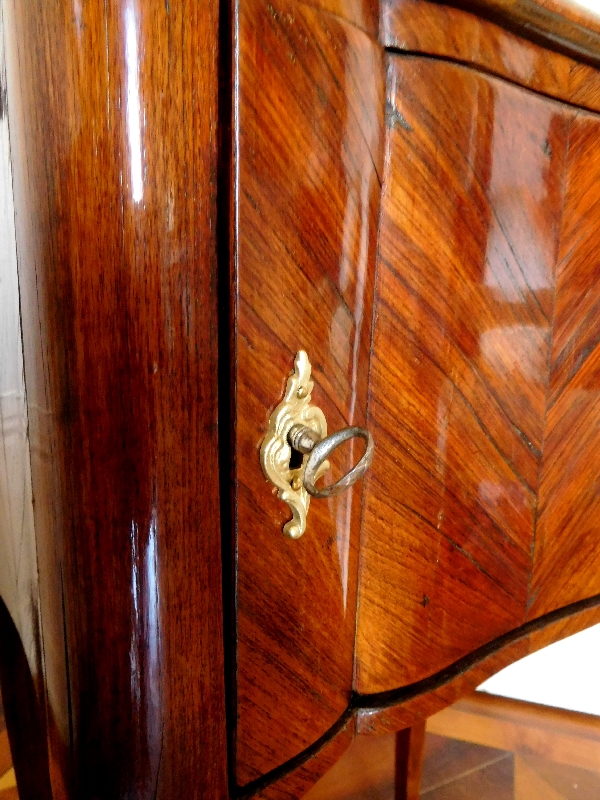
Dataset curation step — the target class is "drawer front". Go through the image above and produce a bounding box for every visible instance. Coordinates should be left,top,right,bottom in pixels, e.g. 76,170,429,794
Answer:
356,55,600,693
233,0,384,785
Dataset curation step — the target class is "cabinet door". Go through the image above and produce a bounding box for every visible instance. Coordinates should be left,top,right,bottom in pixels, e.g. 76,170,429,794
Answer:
232,0,384,786
356,55,600,693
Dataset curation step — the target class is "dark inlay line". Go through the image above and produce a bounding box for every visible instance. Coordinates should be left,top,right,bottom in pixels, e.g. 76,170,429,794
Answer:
237,591,600,796
357,591,600,710
218,0,237,791
385,49,600,117
235,707,354,799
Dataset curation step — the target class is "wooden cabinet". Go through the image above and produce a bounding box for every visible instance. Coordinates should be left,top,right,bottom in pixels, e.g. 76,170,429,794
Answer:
3,0,600,798
357,55,582,692
233,0,383,784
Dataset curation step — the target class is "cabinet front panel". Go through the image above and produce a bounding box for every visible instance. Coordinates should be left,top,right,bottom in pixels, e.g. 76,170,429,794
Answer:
234,0,384,784
356,56,572,693
530,112,600,617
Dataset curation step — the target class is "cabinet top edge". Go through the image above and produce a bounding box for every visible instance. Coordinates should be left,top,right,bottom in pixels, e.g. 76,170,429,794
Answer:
420,0,600,66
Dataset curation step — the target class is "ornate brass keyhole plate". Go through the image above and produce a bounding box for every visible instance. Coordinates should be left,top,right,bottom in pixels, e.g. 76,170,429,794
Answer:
260,351,329,539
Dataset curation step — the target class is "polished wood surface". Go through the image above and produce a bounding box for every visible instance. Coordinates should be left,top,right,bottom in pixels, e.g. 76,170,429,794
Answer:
307,692,600,799
530,111,600,617
236,9,600,792
305,0,380,36
4,0,600,797
235,601,600,794
357,54,570,693
3,1,228,797
233,0,384,785
252,723,355,800
356,601,600,736
448,0,600,66
382,0,600,112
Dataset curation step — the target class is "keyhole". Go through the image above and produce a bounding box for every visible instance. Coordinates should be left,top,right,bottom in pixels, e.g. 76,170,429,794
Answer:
289,448,303,471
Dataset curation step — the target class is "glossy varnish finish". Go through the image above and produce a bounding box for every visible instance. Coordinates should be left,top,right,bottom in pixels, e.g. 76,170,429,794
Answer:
305,0,380,37
5,0,600,798
356,55,573,693
530,110,600,617
355,600,600,736
4,1,227,798
382,0,600,112
234,0,384,784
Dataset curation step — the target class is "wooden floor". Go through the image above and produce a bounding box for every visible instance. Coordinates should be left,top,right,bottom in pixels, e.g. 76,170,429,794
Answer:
0,699,17,799
306,692,600,799
1,692,600,798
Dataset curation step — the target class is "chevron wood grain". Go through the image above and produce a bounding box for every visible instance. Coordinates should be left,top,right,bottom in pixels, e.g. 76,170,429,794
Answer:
530,112,600,617
356,53,600,696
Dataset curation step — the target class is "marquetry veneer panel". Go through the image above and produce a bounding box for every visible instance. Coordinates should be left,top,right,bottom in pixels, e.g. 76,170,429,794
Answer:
356,55,600,693
234,0,384,785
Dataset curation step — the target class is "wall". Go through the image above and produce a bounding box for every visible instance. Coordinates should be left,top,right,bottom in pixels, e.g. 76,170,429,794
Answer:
0,3,38,674
479,623,600,715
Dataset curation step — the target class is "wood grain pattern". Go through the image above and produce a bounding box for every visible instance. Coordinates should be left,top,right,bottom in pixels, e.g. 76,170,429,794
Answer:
234,0,384,784
356,55,571,693
530,110,600,618
303,0,380,37
382,0,600,112
251,722,355,800
237,23,600,797
447,0,600,67
3,1,228,797
357,640,530,736
355,598,600,736
5,0,600,796
301,666,600,799
234,599,600,795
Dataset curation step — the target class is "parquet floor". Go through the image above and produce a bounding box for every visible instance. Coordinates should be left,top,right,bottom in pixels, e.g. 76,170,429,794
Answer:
307,693,600,799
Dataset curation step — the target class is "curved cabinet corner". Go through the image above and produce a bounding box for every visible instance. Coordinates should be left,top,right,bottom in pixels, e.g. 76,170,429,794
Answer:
3,1,228,798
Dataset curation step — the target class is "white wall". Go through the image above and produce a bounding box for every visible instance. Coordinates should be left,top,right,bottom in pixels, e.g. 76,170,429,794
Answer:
478,623,600,716
0,4,39,670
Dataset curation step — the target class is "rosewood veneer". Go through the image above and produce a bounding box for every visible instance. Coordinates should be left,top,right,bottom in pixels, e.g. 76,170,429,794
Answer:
1,0,600,797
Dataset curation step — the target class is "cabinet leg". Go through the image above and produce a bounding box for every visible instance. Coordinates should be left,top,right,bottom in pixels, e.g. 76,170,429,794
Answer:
395,721,426,800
